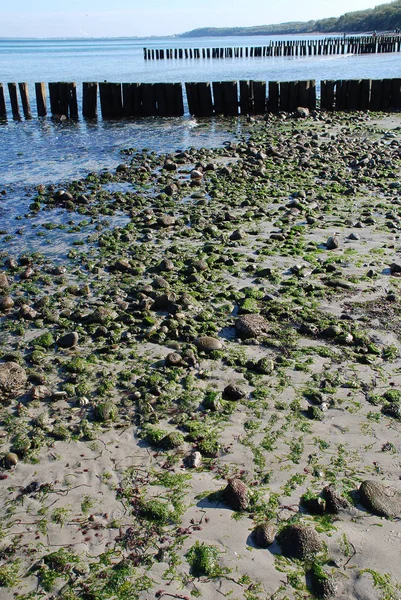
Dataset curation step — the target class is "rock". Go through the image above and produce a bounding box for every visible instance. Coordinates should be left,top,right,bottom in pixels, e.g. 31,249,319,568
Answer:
326,236,340,250
192,259,208,272
322,484,351,514
159,259,174,272
0,362,27,397
31,385,51,400
230,229,246,241
19,304,38,320
184,451,202,468
235,314,269,339
324,278,354,290
157,215,176,228
3,452,19,468
165,352,182,367
0,296,14,311
152,276,169,289
348,232,360,240
390,262,401,274
254,357,274,374
223,383,246,401
190,169,203,181
296,107,310,118
302,496,326,515
278,524,322,559
153,293,176,310
308,565,336,599
253,522,276,548
195,336,223,352
359,480,401,518
164,184,177,196
0,273,9,289
113,259,131,272
160,431,184,449
87,307,118,324
223,478,249,511
163,160,177,171
57,332,79,348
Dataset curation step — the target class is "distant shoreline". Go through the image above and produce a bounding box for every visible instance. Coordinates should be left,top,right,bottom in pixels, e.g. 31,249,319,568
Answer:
0,31,398,41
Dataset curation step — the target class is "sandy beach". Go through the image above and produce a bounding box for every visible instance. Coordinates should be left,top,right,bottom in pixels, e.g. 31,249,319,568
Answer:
0,110,401,599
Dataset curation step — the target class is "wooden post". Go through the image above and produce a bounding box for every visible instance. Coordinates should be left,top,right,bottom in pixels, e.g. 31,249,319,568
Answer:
35,82,47,117
348,80,361,110
68,82,78,118
308,80,316,110
57,82,69,116
0,84,6,119
99,82,123,119
390,78,401,110
141,83,157,116
222,81,238,116
123,82,141,117
18,83,32,119
381,79,392,111
48,82,59,115
360,79,371,110
279,81,290,111
82,82,98,118
8,83,21,120
155,83,184,116
335,80,346,110
268,81,279,112
370,79,383,111
212,81,223,114
239,80,250,114
253,81,266,114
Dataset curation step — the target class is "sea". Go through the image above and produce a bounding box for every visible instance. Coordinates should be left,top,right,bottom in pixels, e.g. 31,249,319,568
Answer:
0,35,400,257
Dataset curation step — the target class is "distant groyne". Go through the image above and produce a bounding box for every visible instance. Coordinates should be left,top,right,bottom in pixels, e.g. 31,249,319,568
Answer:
143,34,401,60
1,78,401,121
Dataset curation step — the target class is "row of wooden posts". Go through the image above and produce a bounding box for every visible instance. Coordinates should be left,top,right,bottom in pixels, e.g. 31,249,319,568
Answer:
144,34,401,60
1,78,401,120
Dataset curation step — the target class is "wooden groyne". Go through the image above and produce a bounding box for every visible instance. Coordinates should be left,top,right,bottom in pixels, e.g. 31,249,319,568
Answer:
143,34,401,60
1,78,401,121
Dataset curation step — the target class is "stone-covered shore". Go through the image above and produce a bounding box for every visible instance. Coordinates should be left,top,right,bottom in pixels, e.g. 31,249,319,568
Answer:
0,111,401,599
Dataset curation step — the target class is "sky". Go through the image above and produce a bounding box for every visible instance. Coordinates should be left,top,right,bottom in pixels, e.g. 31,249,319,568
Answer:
1,0,386,38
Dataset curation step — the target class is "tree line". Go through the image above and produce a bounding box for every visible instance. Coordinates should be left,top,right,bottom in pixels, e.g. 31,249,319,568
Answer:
179,0,401,37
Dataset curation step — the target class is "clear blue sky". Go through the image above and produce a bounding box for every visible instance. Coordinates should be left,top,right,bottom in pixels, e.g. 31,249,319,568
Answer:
2,0,384,38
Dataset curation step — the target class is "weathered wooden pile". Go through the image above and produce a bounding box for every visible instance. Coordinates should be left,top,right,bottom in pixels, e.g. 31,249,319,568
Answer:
144,34,401,60
0,78,400,120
